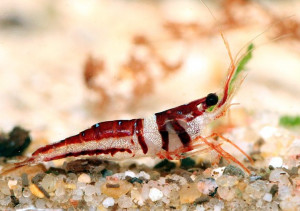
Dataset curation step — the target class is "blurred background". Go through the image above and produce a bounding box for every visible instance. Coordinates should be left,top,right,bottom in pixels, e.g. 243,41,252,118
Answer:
0,0,300,147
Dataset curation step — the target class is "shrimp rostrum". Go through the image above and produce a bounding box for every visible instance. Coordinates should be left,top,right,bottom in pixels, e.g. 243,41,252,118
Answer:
12,42,254,174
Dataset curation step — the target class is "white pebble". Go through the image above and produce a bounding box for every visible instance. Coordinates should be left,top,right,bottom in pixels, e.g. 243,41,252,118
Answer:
214,205,222,211
196,205,205,211
8,180,18,189
212,167,225,179
269,169,289,182
269,157,283,168
149,188,163,202
85,184,96,196
78,173,91,183
263,193,272,202
124,170,136,178
137,171,150,180
102,197,115,208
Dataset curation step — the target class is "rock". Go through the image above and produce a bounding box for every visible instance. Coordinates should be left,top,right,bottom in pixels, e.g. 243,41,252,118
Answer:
244,180,267,200
40,174,56,192
218,186,235,201
216,175,238,187
269,169,289,183
84,184,96,196
0,180,11,195
29,184,45,198
0,126,31,157
118,195,133,208
101,180,133,198
269,157,283,168
137,171,150,180
149,187,163,202
78,173,91,183
124,170,136,178
263,193,272,202
7,179,18,189
197,178,218,196
102,197,115,208
223,165,245,177
179,183,201,204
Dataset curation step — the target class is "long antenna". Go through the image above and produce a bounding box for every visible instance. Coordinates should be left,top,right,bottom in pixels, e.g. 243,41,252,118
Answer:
199,0,235,70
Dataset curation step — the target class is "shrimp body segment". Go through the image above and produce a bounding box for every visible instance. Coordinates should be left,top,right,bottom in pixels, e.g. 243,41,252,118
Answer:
24,96,215,164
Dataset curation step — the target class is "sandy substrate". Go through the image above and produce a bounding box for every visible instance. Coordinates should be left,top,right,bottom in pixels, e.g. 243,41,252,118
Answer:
0,0,299,210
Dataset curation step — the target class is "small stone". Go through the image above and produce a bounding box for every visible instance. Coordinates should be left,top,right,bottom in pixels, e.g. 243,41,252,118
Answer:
29,184,45,198
65,183,76,190
137,171,150,180
84,195,93,202
278,185,291,200
129,177,143,184
149,187,163,202
269,169,289,182
223,165,245,177
102,197,115,208
131,187,144,206
35,198,46,209
22,187,31,198
8,179,18,189
21,173,29,187
197,178,218,196
244,180,267,200
270,184,278,196
78,173,91,183
32,173,46,184
73,188,83,196
101,180,133,198
269,157,283,168
212,167,225,179
85,184,96,196
194,195,209,204
40,174,56,193
196,205,205,211
250,175,262,182
180,157,196,169
154,159,176,171
55,186,65,196
0,196,11,206
124,170,136,178
106,183,120,188
218,186,235,201
0,180,11,195
263,193,272,202
179,183,201,204
216,175,238,187
101,169,113,177
118,195,133,208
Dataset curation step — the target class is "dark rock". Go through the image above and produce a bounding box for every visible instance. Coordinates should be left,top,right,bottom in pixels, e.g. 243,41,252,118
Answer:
223,165,245,177
0,126,31,157
154,159,176,172
180,157,196,169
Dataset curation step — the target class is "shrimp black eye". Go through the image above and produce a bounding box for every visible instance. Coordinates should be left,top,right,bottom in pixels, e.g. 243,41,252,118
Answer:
205,93,218,107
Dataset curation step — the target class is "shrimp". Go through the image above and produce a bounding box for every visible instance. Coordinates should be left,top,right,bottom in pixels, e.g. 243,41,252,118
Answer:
8,35,254,174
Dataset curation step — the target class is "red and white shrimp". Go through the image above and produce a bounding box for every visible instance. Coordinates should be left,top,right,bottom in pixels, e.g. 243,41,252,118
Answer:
11,38,254,174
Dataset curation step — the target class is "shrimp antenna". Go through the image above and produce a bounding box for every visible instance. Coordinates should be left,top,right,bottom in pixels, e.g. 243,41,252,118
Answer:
234,14,295,62
199,1,235,69
199,0,236,100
